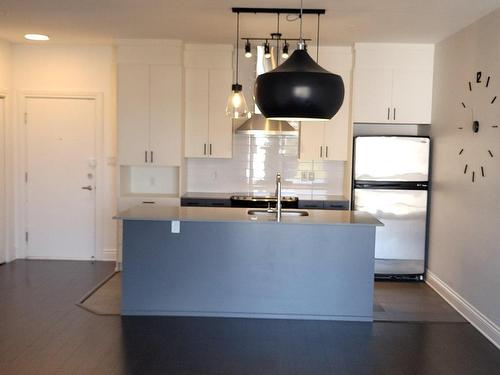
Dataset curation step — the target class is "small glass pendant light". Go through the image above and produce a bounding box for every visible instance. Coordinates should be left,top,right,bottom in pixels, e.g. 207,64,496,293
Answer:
226,83,249,119
226,12,249,119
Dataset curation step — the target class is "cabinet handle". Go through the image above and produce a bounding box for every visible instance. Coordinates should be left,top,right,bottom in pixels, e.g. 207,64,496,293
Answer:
150,151,154,163
326,146,329,158
203,143,207,155
393,108,396,121
387,107,390,120
145,150,148,163
320,146,323,158
209,144,212,156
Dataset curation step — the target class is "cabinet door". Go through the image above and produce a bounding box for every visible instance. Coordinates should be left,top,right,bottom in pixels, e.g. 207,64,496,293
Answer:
392,68,433,124
149,65,182,165
324,69,351,161
299,122,325,161
185,68,209,158
118,64,150,165
353,68,393,124
208,68,233,158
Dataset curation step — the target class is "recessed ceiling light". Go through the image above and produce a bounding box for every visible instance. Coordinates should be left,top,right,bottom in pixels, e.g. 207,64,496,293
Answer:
24,34,50,41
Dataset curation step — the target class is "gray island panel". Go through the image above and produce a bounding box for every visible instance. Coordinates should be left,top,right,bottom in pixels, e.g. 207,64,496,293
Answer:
122,218,376,321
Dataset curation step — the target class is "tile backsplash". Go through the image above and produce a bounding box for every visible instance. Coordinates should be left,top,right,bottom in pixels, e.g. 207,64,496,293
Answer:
187,135,345,197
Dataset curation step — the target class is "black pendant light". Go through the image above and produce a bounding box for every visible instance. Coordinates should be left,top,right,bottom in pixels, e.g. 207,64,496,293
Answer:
254,1,344,121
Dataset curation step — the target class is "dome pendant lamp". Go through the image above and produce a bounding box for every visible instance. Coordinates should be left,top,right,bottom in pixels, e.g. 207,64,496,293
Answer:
226,12,249,119
254,1,345,121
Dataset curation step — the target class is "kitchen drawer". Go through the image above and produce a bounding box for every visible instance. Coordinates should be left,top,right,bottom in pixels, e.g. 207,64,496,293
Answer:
323,201,350,210
118,197,180,211
181,198,231,207
298,200,325,209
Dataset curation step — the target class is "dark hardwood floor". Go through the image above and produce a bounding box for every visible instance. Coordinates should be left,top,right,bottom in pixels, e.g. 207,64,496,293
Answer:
0,260,499,375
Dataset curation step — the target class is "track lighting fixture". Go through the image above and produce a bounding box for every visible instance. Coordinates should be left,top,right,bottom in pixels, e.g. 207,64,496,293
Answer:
282,41,289,59
264,41,271,59
244,40,252,58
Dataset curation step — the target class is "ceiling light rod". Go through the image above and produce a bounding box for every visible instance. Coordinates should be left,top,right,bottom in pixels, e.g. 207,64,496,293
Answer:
232,7,325,15
241,37,312,42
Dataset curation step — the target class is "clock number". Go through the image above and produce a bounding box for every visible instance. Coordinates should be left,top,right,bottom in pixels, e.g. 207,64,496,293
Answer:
472,171,475,183
461,102,466,108
481,166,485,177
486,76,490,87
491,96,497,104
488,150,494,158
468,82,472,91
464,164,468,174
458,148,464,155
476,71,482,83
493,125,499,128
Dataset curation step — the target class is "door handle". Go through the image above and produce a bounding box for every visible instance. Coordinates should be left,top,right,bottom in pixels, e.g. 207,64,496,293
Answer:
81,185,93,191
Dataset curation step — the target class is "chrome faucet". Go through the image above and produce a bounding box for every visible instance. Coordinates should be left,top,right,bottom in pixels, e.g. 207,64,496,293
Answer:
275,172,282,222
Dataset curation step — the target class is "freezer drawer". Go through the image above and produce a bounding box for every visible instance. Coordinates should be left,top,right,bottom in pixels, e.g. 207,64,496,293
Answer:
354,136,430,181
354,188,427,267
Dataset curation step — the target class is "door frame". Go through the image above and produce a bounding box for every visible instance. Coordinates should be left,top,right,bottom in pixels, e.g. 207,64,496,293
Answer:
17,92,104,260
0,93,7,263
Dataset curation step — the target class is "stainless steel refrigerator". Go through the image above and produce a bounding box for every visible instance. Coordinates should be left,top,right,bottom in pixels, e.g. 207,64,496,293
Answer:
352,136,430,280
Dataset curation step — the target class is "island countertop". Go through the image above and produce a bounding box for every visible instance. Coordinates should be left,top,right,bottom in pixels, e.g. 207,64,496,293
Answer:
114,205,382,226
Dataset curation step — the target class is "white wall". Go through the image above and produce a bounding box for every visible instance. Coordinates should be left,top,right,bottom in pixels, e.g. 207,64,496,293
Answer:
0,40,11,92
0,40,14,262
429,8,500,343
11,45,117,260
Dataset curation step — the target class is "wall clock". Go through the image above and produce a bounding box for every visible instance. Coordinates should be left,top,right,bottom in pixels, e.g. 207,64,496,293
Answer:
458,71,498,182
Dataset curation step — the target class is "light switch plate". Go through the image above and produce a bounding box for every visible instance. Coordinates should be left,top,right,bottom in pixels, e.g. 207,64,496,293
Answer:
171,220,180,233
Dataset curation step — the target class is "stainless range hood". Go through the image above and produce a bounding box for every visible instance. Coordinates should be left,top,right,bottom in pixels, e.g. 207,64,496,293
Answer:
236,114,297,135
235,45,297,136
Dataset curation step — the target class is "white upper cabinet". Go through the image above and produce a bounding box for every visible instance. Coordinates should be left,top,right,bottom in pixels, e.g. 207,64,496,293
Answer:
353,68,393,123
184,44,233,159
149,65,182,166
118,64,150,165
299,47,353,162
208,68,233,158
118,40,183,166
391,68,434,124
299,122,325,161
353,43,434,124
185,68,210,158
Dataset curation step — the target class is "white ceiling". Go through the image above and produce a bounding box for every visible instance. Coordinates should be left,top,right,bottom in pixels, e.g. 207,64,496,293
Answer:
0,0,500,45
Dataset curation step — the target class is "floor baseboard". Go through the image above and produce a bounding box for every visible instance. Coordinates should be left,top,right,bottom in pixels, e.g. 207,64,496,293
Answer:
102,248,117,261
426,269,500,349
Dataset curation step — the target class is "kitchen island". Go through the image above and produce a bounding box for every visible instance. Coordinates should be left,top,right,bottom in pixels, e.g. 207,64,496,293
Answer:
114,206,382,321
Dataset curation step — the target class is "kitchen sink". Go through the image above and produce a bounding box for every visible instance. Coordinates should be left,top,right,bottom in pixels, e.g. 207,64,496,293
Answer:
247,209,309,217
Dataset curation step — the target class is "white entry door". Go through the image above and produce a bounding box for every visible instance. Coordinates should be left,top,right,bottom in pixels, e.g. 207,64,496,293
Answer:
26,97,97,259
0,97,5,264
